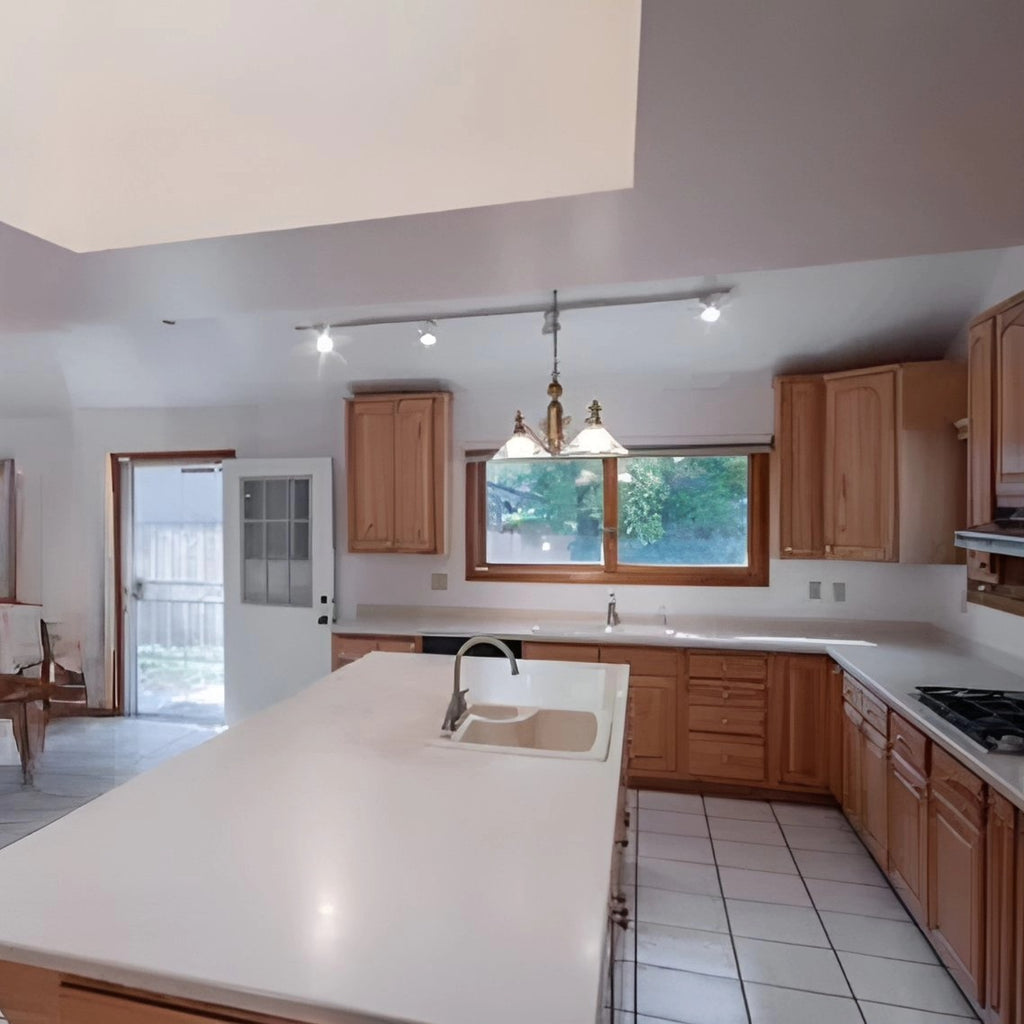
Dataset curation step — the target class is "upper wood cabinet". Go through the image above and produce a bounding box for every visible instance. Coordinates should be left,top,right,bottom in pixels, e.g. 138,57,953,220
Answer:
996,297,1024,500
346,392,451,554
824,368,898,561
776,377,826,558
969,319,998,526
775,361,966,563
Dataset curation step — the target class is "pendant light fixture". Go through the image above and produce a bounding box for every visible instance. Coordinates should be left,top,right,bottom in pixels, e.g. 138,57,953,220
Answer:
491,291,627,460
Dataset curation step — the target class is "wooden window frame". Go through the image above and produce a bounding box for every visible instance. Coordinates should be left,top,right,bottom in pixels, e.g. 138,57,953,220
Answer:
466,452,769,586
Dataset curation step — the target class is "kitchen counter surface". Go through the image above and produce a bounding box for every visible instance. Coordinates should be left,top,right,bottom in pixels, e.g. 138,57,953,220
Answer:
0,654,629,1024
335,606,1024,811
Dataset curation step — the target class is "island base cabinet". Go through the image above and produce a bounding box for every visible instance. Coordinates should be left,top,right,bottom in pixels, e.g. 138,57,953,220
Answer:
928,748,987,1007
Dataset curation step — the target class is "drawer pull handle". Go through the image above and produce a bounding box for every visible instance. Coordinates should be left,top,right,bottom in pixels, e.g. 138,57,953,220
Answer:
721,718,729,725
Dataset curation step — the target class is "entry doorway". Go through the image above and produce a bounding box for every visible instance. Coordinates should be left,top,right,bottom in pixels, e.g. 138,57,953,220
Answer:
112,451,235,723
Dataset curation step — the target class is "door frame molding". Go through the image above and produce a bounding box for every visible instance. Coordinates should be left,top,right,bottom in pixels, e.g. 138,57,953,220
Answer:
109,450,236,715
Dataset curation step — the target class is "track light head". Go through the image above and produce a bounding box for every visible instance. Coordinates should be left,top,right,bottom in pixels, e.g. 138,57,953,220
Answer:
418,320,438,346
316,327,334,353
697,293,726,323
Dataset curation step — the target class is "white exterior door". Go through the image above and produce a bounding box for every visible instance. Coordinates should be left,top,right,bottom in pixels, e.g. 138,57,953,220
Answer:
222,457,334,724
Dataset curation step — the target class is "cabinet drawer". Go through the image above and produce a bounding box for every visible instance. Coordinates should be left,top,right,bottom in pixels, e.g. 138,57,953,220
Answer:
689,736,766,781
600,646,678,676
842,673,862,711
688,652,768,680
860,689,888,736
889,712,928,774
333,636,379,663
522,642,600,662
931,747,985,826
377,638,419,654
689,680,766,708
689,706,765,737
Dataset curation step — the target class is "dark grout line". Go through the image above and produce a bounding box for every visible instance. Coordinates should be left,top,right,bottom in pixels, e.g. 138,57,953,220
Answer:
701,795,754,1024
769,801,871,1024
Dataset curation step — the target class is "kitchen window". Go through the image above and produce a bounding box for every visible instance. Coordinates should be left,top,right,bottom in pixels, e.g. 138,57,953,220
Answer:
466,451,769,586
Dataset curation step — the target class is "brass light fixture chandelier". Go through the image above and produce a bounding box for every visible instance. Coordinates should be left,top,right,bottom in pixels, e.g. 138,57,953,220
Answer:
492,290,628,461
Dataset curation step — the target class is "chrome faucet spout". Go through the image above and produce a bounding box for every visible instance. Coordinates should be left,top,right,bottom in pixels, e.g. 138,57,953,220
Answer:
606,592,621,628
441,636,520,734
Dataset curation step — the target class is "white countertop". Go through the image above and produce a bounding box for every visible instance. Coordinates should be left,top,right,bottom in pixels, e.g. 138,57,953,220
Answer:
335,607,1024,811
0,654,630,1024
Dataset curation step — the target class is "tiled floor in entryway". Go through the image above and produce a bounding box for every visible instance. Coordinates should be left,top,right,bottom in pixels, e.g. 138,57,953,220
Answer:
617,790,979,1024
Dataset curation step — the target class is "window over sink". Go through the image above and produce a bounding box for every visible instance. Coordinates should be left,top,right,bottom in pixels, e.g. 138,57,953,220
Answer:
466,451,769,586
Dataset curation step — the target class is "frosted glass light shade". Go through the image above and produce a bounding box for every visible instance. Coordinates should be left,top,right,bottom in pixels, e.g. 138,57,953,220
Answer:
562,423,628,457
491,412,551,460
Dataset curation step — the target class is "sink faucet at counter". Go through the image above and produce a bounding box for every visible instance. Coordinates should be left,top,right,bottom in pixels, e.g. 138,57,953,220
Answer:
606,592,620,628
441,636,520,734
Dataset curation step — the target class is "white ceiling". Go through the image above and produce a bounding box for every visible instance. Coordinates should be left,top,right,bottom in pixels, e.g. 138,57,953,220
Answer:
0,1,640,252
0,247,1007,415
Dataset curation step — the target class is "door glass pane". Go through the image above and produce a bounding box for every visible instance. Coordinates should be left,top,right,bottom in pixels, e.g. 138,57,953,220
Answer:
291,478,310,520
244,558,267,603
485,459,604,564
291,521,309,560
265,479,288,520
289,560,312,606
244,522,264,558
266,521,288,559
243,480,264,520
267,560,289,604
240,476,314,607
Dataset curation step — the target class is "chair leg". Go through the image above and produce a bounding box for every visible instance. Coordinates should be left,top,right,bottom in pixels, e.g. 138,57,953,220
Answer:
10,703,31,784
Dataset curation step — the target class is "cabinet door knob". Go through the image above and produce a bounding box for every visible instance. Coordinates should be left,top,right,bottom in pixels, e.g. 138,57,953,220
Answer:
783,546,794,553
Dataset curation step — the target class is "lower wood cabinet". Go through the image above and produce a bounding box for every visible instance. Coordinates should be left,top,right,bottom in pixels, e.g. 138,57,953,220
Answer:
860,718,889,866
929,746,987,1006
625,677,677,773
771,654,829,789
841,701,863,830
886,712,929,925
985,792,1017,1024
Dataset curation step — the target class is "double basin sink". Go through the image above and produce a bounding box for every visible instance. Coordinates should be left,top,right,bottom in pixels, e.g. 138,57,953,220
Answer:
436,658,619,762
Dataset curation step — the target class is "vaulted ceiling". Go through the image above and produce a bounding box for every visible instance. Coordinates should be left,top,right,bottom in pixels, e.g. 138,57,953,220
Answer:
1,0,1022,415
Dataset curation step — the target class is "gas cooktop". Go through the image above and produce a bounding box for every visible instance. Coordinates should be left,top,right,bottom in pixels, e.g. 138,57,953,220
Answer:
915,686,1024,754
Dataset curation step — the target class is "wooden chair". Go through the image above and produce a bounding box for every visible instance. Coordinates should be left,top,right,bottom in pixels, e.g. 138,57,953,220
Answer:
0,619,54,783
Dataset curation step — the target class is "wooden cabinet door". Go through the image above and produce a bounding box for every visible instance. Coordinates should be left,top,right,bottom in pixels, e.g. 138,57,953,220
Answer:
347,399,396,550
984,793,1016,1024
772,654,828,789
824,369,897,561
393,397,436,551
887,753,928,924
996,298,1024,500
969,319,997,526
776,376,826,558
842,702,863,829
860,721,889,867
929,751,986,1004
522,642,600,662
627,677,677,773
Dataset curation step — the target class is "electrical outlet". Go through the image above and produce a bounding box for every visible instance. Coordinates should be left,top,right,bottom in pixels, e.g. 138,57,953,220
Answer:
808,581,822,600
430,572,448,591
833,581,846,603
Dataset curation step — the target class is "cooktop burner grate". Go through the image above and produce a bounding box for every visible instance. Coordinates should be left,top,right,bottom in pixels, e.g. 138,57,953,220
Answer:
915,686,1024,753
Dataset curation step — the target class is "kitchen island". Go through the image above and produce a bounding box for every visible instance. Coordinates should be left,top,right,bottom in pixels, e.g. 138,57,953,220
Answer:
0,653,630,1024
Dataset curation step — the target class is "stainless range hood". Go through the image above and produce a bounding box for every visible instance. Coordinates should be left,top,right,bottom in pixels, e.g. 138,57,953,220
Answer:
955,508,1024,558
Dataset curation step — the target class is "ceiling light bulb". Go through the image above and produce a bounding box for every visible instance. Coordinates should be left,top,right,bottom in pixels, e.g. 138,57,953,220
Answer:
316,327,334,354
418,320,438,346
699,301,721,323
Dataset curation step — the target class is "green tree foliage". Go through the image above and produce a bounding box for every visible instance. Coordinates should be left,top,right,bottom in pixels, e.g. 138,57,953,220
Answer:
486,455,748,566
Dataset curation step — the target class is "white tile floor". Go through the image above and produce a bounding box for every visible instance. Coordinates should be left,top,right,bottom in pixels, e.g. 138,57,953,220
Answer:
0,717,221,850
617,789,980,1024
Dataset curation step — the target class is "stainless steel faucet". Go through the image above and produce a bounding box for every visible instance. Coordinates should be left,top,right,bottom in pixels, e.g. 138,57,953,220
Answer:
441,636,520,734
606,592,621,627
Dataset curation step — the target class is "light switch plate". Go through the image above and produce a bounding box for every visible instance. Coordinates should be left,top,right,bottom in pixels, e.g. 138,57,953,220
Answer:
833,581,846,603
809,581,822,600
431,572,448,591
